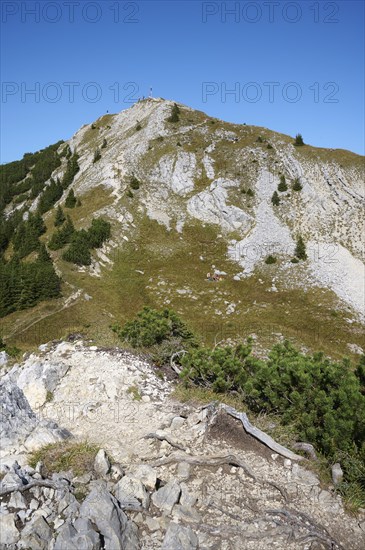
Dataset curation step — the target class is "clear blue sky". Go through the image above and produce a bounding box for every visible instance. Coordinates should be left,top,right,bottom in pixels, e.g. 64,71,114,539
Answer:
1,0,364,162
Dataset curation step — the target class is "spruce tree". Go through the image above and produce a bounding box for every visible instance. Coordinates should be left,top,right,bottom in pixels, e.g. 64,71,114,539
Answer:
292,178,303,191
65,189,77,208
54,205,66,226
278,175,288,192
294,133,304,146
37,243,52,263
295,235,307,260
271,191,280,206
167,103,180,123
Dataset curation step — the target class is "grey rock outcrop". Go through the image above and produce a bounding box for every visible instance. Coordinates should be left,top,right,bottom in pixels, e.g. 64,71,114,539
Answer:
0,378,71,455
79,484,139,550
152,479,181,514
161,522,198,550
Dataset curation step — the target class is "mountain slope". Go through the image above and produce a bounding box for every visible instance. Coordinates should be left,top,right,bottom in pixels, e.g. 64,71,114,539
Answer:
1,98,364,357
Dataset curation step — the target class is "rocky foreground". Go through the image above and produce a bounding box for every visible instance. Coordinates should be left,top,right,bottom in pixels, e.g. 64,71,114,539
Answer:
1,340,364,549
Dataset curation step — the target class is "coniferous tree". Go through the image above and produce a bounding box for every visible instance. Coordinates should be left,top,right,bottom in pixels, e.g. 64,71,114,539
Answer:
38,178,63,214
54,205,66,227
62,230,91,265
294,133,304,146
65,189,77,208
278,175,288,192
295,235,307,260
292,178,303,191
61,152,80,189
271,191,280,206
167,103,180,123
48,215,75,250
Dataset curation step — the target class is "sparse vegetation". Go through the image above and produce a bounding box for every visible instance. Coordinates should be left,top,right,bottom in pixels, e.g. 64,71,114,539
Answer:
29,441,99,477
127,385,142,401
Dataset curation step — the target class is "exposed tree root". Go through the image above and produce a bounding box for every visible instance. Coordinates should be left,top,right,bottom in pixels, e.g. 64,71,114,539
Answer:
143,432,186,451
148,450,288,502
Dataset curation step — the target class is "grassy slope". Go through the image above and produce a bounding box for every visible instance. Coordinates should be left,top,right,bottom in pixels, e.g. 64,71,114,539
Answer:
1,104,364,359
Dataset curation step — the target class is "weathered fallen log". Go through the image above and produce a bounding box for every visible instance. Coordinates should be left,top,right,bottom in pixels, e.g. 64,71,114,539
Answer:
216,404,304,461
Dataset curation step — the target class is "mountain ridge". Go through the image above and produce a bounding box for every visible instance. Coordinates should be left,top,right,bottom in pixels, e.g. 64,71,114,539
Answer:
1,98,364,358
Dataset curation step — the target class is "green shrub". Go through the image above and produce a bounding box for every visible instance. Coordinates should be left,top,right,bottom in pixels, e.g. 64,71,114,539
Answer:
181,340,365,459
256,136,263,143
180,340,256,394
265,255,277,264
130,176,140,190
126,190,133,198
112,306,197,350
87,218,111,248
246,188,254,197
267,143,273,149
136,123,142,131
101,138,107,149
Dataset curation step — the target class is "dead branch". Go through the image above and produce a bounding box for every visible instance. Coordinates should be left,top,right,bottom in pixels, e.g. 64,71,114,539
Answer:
0,479,60,497
170,350,186,375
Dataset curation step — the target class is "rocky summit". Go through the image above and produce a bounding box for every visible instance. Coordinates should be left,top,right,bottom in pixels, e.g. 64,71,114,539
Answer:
1,339,364,549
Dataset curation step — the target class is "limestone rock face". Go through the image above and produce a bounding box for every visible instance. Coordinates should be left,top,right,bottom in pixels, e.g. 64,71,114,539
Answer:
0,378,71,456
